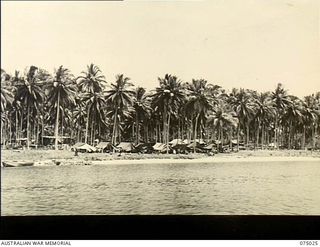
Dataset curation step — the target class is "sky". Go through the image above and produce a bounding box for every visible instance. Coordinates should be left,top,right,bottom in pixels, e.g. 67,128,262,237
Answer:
1,0,319,97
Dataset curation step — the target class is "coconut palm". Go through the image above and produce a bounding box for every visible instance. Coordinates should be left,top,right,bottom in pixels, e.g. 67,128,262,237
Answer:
151,74,185,153
46,66,76,150
15,66,44,149
81,91,107,144
229,88,255,149
207,103,238,150
132,87,151,144
253,92,275,149
77,64,106,143
105,74,134,145
185,79,212,152
77,64,106,93
271,83,292,149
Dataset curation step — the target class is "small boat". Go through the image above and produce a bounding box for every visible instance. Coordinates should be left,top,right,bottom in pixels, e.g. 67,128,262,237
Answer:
2,161,34,167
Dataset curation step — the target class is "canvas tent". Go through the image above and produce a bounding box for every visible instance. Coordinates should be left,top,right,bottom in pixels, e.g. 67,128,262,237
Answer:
76,143,97,153
71,142,85,151
182,139,191,144
96,142,112,152
117,142,134,152
168,139,183,147
153,143,168,152
202,143,216,150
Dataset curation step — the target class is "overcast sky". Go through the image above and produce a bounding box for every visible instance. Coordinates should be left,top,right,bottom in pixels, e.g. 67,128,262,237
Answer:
1,0,319,97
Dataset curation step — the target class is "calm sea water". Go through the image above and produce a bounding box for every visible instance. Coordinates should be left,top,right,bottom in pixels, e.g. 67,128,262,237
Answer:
1,161,320,215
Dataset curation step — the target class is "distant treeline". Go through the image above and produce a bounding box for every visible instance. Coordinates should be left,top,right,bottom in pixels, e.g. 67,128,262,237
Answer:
1,64,319,152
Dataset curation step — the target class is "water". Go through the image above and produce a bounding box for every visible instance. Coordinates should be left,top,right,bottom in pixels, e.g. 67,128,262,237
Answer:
1,161,320,215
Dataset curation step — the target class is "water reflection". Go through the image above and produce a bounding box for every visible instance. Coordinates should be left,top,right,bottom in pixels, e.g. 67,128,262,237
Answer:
1,161,320,215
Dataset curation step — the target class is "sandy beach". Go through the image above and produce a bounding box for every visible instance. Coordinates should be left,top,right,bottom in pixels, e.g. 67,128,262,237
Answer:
1,149,320,166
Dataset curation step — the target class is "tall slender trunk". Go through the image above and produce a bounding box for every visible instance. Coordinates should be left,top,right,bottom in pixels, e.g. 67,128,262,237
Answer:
41,117,44,145
91,119,94,145
246,121,250,150
136,112,139,144
193,114,200,153
15,111,19,141
166,112,171,154
256,121,260,150
288,120,292,149
237,124,240,151
111,108,117,146
85,105,90,144
261,124,265,149
274,116,278,149
54,91,60,150
27,105,30,149
36,120,39,145
163,104,167,145
312,125,316,150
9,115,12,145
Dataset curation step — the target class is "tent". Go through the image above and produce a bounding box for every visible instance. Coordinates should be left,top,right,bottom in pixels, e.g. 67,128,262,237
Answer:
76,143,97,153
135,143,154,153
96,142,112,152
183,139,191,144
117,142,134,152
71,142,85,151
169,139,183,147
195,139,206,145
153,143,168,152
202,143,216,150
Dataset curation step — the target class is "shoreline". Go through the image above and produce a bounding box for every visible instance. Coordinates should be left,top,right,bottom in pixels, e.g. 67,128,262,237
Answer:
91,156,320,166
1,149,320,167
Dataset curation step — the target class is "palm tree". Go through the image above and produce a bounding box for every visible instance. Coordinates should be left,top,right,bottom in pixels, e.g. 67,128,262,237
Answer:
253,92,275,149
284,96,303,149
81,91,107,144
271,83,292,149
15,66,44,149
77,64,106,143
1,70,14,146
77,64,106,93
151,74,185,153
132,87,151,144
229,88,255,150
105,74,134,145
46,66,76,150
185,79,212,152
207,103,238,151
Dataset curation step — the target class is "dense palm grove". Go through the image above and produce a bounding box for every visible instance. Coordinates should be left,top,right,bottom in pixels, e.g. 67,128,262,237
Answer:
1,65,320,152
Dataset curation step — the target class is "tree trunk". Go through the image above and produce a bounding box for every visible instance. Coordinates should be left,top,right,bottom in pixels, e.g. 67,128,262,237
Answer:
111,108,117,146
15,111,19,141
256,121,260,150
27,105,30,149
90,118,94,145
288,120,292,149
261,124,265,150
237,124,240,152
136,112,139,144
54,91,60,150
246,121,250,150
193,114,200,153
85,105,90,144
166,112,171,154
41,117,44,145
163,104,167,146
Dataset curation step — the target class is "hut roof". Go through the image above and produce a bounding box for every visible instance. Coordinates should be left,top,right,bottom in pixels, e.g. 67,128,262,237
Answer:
96,142,111,149
202,143,216,150
169,139,183,147
76,143,97,152
72,142,85,148
153,143,167,152
117,142,134,152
